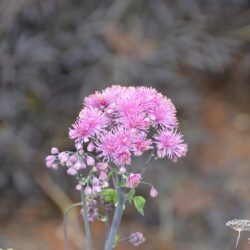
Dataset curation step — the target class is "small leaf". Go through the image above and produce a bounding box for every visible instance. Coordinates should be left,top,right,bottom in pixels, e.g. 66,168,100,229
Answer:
134,196,146,216
113,190,118,206
108,169,116,180
99,188,116,203
113,234,120,248
127,189,135,204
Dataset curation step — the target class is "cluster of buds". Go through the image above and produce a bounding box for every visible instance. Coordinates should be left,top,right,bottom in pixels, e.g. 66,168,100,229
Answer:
128,232,146,247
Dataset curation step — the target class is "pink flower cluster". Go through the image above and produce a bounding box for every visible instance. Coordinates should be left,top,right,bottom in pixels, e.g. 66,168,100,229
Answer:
68,85,187,167
45,85,188,222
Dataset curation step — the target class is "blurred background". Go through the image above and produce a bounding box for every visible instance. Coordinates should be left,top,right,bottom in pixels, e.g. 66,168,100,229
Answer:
1,0,250,249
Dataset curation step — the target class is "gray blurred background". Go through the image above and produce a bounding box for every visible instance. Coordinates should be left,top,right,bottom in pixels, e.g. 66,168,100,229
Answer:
1,0,250,249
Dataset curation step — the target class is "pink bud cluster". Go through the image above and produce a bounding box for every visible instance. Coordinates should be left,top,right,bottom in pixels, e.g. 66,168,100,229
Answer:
128,232,146,247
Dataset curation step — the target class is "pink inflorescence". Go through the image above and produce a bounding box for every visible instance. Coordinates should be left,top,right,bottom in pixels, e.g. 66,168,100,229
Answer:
45,85,188,220
45,85,187,172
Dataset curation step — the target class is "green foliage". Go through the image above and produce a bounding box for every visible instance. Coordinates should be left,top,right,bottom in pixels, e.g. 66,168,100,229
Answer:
99,188,117,203
127,189,135,204
113,234,120,248
133,195,146,216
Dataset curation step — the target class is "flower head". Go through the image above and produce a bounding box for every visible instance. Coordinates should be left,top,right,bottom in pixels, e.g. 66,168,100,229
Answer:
154,130,187,161
69,107,108,142
127,173,142,188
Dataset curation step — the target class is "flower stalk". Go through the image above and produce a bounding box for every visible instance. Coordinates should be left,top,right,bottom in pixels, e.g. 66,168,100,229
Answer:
80,188,92,250
104,188,125,250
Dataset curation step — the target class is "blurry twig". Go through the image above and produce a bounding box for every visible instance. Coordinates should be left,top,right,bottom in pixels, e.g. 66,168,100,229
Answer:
35,174,85,249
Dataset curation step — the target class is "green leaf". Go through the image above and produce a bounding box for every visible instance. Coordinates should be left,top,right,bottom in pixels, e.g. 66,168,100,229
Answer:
98,188,117,203
134,196,146,216
107,169,116,181
127,189,135,204
113,190,118,206
113,234,120,248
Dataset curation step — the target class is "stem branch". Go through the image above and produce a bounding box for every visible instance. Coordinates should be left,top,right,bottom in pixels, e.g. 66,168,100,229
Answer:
104,188,125,250
64,202,82,250
80,188,92,250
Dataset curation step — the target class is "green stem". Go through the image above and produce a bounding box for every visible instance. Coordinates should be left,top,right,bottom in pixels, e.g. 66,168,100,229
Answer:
80,188,92,250
64,202,82,250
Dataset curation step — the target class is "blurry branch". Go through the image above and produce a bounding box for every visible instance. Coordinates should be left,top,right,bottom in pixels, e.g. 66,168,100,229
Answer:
223,25,250,41
35,174,85,249
35,174,73,214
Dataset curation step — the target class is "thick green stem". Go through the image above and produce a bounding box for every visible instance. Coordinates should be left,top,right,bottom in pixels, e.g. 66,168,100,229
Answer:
104,188,125,250
80,188,92,250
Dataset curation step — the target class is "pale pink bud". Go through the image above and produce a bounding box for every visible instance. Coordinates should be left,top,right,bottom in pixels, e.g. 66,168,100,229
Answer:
79,149,84,155
85,186,92,195
92,185,101,193
46,160,54,168
69,155,77,164
52,163,59,169
58,152,69,163
86,155,95,166
75,143,83,150
102,181,109,188
51,147,59,154
67,167,77,176
76,184,82,191
150,186,158,198
87,142,95,152
96,162,108,171
99,172,107,180
119,166,126,174
46,155,56,161
66,160,73,168
73,161,82,170
92,176,99,185
79,161,86,169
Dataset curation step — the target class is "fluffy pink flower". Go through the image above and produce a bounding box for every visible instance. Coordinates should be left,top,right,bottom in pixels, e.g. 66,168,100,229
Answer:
114,151,131,166
116,93,148,130
97,131,117,161
84,91,109,109
97,128,135,166
149,97,178,129
154,130,187,162
126,173,142,188
69,107,108,142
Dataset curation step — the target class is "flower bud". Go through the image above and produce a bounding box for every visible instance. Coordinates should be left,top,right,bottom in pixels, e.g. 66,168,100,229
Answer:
92,185,101,193
86,155,95,166
92,176,99,185
79,149,84,155
73,161,82,170
58,152,69,163
99,172,107,181
46,160,54,168
69,155,77,164
129,232,146,247
96,162,108,171
67,167,77,176
87,142,95,152
46,155,56,161
51,147,59,155
66,160,73,168
75,143,83,151
76,183,82,191
150,186,158,198
119,166,126,174
52,163,59,169
85,186,92,195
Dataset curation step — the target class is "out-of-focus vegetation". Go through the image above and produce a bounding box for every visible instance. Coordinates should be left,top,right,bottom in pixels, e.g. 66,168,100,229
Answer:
1,0,250,249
